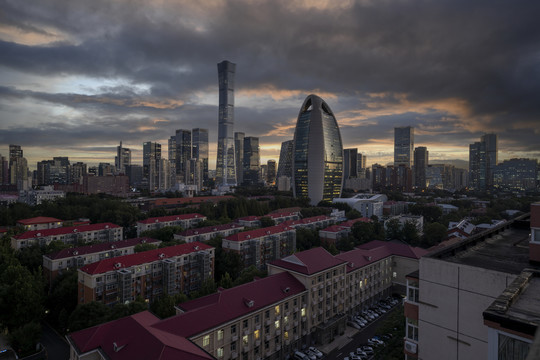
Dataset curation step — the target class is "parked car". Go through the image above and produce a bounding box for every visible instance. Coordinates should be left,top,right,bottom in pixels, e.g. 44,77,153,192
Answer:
308,347,323,359
294,351,309,360
305,349,318,360
360,346,374,355
349,352,362,360
356,348,368,357
347,321,361,330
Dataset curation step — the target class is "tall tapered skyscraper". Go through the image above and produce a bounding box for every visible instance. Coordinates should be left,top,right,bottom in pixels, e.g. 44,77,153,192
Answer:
216,60,237,186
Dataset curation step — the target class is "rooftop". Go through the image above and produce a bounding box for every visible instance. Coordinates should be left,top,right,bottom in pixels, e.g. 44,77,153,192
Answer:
79,242,213,275
224,224,293,242
178,223,243,237
138,213,205,225
17,216,63,225
68,311,213,360
14,222,121,240
270,247,346,275
282,215,332,227
154,272,306,337
45,237,161,260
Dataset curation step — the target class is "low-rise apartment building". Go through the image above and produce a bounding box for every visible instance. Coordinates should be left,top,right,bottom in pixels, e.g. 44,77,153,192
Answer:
174,223,245,243
16,216,64,231
11,222,123,250
222,225,296,270
43,237,161,284
281,215,335,230
318,217,371,244
77,242,214,306
136,213,206,236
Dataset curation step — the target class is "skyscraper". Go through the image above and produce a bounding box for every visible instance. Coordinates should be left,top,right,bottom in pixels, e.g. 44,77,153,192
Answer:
175,129,191,182
216,60,237,186
394,126,414,167
277,140,293,180
234,132,245,186
292,95,343,205
192,128,209,184
115,141,131,174
8,144,28,190
267,160,276,185
481,133,498,189
469,141,487,191
242,136,260,186
414,146,428,190
343,148,358,179
143,142,161,191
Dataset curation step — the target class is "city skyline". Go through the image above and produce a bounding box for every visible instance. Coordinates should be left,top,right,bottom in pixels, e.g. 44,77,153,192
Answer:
1,1,540,170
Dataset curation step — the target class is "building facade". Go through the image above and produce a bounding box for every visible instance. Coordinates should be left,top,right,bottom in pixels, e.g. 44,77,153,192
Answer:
395,126,414,168
136,213,207,236
77,242,215,305
193,128,209,184
175,223,245,243
292,95,343,205
243,136,260,186
413,146,428,190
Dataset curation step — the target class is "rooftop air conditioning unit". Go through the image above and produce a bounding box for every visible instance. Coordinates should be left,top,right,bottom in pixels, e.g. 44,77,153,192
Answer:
405,341,417,354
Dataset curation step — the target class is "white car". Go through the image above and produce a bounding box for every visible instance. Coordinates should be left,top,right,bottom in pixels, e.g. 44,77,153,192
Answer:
349,352,361,360
308,347,323,359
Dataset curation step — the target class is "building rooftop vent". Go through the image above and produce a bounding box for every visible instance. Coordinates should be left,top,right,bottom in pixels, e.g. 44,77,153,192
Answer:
73,250,79,255
244,298,255,308
114,262,122,269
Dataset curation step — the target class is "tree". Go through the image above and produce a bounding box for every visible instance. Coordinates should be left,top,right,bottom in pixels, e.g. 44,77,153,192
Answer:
134,243,158,253
422,222,448,248
150,294,183,319
351,222,375,244
67,302,111,332
219,272,234,289
8,321,42,357
140,226,184,242
385,218,402,240
259,216,275,228
15,244,44,272
233,266,267,287
402,221,421,246
409,204,443,223
46,270,78,332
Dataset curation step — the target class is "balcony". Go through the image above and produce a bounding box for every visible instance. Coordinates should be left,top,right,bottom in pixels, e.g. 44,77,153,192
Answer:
265,319,271,326
231,335,238,342
231,351,238,359
265,333,271,341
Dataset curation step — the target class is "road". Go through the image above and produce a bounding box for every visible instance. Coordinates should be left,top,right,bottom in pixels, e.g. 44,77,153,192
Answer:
41,323,70,360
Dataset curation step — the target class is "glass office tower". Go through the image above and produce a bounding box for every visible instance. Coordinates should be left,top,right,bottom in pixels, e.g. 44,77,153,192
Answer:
216,60,237,186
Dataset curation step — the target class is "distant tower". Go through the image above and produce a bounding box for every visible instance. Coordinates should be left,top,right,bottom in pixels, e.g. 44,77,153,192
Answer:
267,160,276,185
277,140,293,179
192,128,209,184
292,95,343,205
394,126,414,167
115,141,131,174
414,146,428,190
143,142,161,191
234,132,245,185
481,133,498,189
343,148,358,179
469,133,497,191
216,60,237,186
175,129,191,182
243,136,260,186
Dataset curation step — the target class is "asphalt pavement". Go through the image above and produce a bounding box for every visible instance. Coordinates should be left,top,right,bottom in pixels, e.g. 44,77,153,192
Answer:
41,323,70,360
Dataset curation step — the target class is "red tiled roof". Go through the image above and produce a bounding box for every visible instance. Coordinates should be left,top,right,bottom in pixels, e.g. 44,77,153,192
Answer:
79,242,213,275
282,215,332,227
270,247,347,275
224,224,293,242
319,225,346,233
45,237,161,260
356,240,428,259
236,216,259,222
17,216,63,225
154,272,305,337
178,223,242,237
339,218,371,228
69,311,213,360
14,223,121,240
138,213,205,225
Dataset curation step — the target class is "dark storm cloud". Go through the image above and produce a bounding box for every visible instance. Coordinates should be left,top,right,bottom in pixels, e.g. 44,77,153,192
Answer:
1,0,539,163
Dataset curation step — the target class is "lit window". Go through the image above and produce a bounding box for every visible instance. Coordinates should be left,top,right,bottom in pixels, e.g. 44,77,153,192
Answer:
243,335,248,345
284,316,289,325
275,320,280,329
284,331,289,340
217,347,223,358
275,305,280,315
218,329,224,341
301,308,306,317
393,272,397,278
254,329,260,340
203,335,210,347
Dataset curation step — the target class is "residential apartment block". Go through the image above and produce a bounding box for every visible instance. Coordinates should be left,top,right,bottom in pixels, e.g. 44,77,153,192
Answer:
136,213,206,236
174,223,245,243
235,211,301,228
16,216,63,231
318,218,371,244
43,237,161,284
281,215,335,230
222,225,296,270
77,242,214,305
11,222,123,250
403,211,537,360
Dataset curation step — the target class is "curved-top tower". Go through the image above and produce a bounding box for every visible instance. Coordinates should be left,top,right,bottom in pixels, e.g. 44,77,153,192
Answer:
292,95,343,205
216,60,237,186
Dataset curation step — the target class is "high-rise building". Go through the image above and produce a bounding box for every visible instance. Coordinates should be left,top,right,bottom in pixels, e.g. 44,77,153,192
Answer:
0,154,8,185
234,132,245,186
292,94,343,205
357,153,367,178
175,129,191,182
494,158,538,191
186,158,203,191
115,141,131,174
343,148,358,179
481,133,498,189
168,135,177,185
158,158,170,191
394,126,414,168
267,160,276,185
192,128,209,184
413,146,428,190
216,60,237,186
277,140,293,180
71,162,87,184
8,144,28,190
469,140,487,191
143,142,161,191
242,136,260,186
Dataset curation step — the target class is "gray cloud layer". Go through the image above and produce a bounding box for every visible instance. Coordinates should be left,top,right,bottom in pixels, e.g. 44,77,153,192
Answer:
1,0,539,166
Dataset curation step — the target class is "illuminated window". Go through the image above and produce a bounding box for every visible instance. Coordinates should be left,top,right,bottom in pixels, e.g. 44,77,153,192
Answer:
254,329,260,340
284,316,289,325
275,320,280,329
301,308,306,317
275,305,280,315
243,335,248,345
217,329,224,341
284,331,289,340
203,335,210,347
217,347,223,358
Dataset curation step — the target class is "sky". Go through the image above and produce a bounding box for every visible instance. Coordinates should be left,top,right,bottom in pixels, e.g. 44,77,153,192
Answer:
1,0,539,171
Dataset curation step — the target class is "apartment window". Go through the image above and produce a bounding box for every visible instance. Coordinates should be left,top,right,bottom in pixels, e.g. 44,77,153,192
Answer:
265,310,270,318
265,325,270,334
498,333,530,360
243,319,248,328
242,335,248,345
255,314,260,323
218,329,224,341
275,305,280,316
275,320,280,329
301,308,306,317
284,316,289,325
203,335,210,347
406,319,418,341
231,341,236,351
407,280,419,303
284,331,289,341
318,275,323,282
293,298,298,306
285,302,289,311
326,272,330,279
265,340,270,349
217,347,224,358
231,324,236,334
254,329,260,340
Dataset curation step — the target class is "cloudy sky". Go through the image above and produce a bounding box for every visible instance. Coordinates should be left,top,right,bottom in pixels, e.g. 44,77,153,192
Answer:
1,0,539,170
